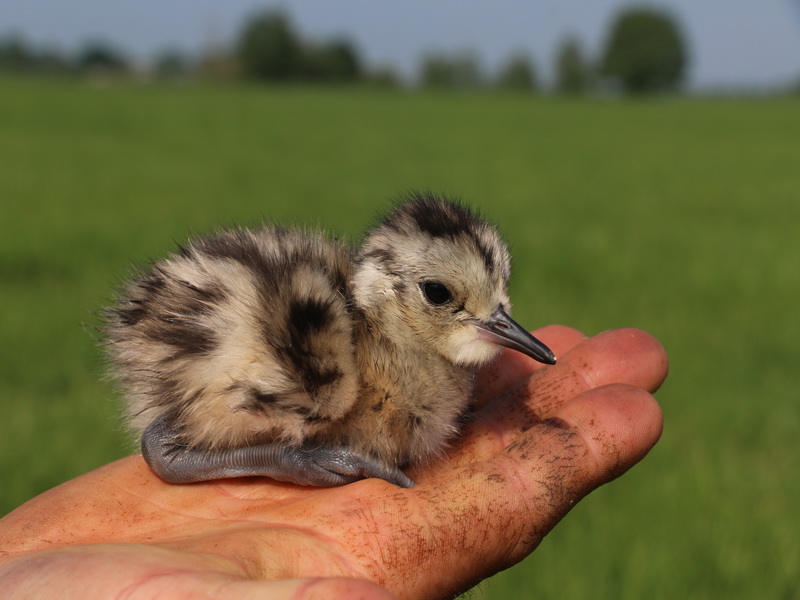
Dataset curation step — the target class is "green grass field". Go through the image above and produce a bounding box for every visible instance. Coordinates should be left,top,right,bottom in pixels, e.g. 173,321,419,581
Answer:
1,76,797,599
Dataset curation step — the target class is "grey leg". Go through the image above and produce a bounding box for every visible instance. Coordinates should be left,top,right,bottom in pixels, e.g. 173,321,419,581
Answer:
141,415,415,488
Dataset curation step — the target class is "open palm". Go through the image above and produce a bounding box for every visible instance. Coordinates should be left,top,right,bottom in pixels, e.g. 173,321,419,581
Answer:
0,325,667,600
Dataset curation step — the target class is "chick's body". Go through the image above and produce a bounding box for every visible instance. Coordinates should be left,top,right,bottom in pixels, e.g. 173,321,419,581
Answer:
111,228,357,447
106,195,555,487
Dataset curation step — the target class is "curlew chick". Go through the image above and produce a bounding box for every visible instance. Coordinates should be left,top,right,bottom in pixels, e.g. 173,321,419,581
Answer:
105,194,556,488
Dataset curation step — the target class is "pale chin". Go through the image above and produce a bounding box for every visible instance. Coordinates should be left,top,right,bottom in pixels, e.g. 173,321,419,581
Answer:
452,339,503,367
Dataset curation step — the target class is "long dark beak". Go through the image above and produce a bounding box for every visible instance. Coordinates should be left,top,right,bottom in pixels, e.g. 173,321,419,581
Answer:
472,307,557,365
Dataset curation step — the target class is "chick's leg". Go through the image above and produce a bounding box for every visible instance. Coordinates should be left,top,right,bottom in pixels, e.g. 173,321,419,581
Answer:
140,416,415,488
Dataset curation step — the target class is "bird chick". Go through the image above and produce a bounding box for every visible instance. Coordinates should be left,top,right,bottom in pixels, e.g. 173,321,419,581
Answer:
105,194,556,488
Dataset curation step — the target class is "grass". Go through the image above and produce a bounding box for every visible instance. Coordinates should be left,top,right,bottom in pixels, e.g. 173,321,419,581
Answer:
1,76,798,599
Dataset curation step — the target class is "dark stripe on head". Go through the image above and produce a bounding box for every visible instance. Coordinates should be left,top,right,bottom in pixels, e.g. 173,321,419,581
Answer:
476,240,496,273
399,193,478,239
382,193,504,276
362,247,397,268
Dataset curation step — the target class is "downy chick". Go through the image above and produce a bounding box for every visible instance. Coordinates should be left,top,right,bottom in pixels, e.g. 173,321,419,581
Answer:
105,194,555,488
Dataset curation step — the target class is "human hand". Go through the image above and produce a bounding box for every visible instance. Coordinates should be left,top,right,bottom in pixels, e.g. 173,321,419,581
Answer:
0,326,666,599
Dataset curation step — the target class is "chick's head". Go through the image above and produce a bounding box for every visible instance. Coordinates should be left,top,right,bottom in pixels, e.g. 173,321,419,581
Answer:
353,195,515,367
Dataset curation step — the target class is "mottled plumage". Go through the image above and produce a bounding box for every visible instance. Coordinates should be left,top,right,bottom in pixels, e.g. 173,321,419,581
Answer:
105,193,555,487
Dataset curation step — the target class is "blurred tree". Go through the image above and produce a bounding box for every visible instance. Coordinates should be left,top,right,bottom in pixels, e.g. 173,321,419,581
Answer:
301,39,361,83
1,32,97,76
35,48,73,75
76,39,129,74
495,53,539,92
198,50,240,81
0,34,32,71
419,54,451,88
236,12,366,84
600,6,688,94
152,48,190,80
365,65,401,89
555,37,590,95
419,52,483,89
237,11,301,81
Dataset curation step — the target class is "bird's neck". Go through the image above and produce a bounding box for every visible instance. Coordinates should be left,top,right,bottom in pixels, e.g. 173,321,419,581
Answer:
342,307,475,466
347,264,476,438
353,302,414,349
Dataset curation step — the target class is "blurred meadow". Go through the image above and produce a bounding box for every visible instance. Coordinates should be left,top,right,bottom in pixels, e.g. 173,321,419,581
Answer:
0,75,798,599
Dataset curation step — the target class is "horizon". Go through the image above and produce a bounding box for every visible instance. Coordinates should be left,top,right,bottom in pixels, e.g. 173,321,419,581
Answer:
2,0,800,91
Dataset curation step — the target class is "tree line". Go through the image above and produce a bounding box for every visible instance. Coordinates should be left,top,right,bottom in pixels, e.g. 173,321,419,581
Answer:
1,6,689,95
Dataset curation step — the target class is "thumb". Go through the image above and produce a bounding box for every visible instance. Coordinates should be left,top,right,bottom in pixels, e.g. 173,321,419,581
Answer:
212,577,396,600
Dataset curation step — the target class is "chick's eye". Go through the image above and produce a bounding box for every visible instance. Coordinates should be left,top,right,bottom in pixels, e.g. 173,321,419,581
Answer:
421,282,452,305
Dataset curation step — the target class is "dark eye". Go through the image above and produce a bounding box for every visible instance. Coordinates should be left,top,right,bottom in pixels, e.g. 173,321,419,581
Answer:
421,282,452,305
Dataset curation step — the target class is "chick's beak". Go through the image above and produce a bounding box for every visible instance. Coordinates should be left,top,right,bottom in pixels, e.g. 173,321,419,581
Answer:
472,307,557,365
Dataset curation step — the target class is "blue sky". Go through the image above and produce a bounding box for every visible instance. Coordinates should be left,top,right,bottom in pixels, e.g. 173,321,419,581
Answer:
3,0,800,89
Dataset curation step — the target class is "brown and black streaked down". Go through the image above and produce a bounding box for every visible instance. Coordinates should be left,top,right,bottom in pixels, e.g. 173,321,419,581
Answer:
105,193,556,488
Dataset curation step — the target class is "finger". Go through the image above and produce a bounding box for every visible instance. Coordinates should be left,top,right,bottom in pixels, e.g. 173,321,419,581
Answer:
446,328,667,468
482,384,664,563
0,544,396,600
289,578,397,600
110,569,396,600
207,576,396,600
358,383,662,599
473,324,587,405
